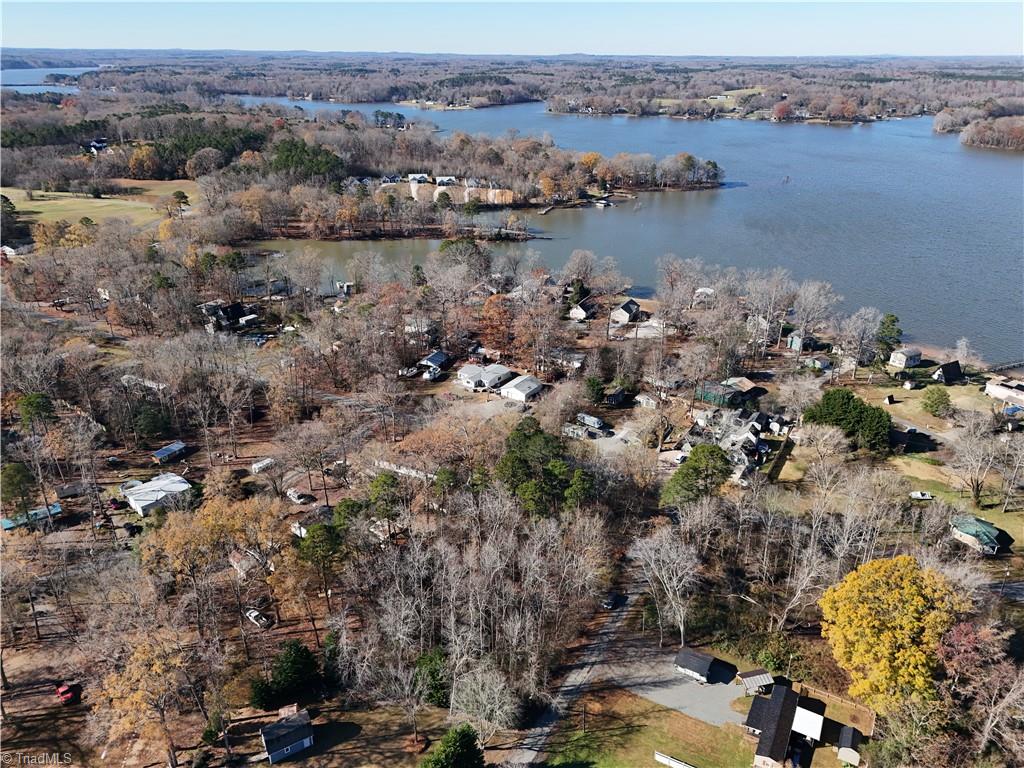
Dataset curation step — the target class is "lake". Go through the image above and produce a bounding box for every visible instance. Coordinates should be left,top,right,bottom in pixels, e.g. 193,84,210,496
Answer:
198,99,1024,359
0,66,97,93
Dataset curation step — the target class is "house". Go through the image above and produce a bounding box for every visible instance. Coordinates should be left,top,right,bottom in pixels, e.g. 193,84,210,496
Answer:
419,350,452,372
837,726,863,766
673,647,716,683
500,375,544,402
744,684,799,768
120,374,168,392
434,175,457,186
644,374,684,391
610,298,641,324
407,173,430,183
636,392,659,409
786,332,815,352
458,363,516,390
889,347,922,369
2,503,62,532
562,423,592,440
737,669,775,696
545,348,587,372
152,441,187,464
198,299,247,331
950,514,1002,555
932,360,964,384
568,298,597,321
696,382,742,408
380,175,401,184
692,286,715,307
122,473,192,516
985,376,1024,408
606,387,629,407
804,355,832,371
261,709,314,764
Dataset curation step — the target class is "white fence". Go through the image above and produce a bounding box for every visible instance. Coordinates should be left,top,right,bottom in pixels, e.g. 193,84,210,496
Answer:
654,751,697,768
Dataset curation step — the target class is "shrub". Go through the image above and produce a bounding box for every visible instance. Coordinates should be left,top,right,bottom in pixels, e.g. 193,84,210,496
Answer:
249,640,321,710
421,724,485,768
804,388,891,452
921,387,952,417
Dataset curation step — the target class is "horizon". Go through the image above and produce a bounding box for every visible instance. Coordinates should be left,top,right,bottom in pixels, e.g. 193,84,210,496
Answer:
2,2,1022,58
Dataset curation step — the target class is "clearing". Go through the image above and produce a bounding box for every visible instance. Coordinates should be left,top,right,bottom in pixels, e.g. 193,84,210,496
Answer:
3,179,199,228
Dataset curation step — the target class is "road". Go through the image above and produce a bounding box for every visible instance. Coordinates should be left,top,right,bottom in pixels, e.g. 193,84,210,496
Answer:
502,569,640,765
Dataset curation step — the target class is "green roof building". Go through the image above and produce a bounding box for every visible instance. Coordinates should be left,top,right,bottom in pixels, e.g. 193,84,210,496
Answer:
950,515,1001,556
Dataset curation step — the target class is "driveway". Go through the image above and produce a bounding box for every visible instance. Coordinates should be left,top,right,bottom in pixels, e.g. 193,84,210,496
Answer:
606,649,744,726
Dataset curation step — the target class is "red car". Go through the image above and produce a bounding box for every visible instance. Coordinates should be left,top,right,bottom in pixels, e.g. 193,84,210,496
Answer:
55,683,81,705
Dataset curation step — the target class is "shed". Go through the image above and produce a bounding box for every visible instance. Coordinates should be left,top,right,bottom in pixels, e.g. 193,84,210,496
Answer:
610,298,641,324
123,473,191,516
950,514,1002,555
606,387,629,407
837,725,862,766
889,347,922,369
500,375,543,402
261,709,314,764
805,355,832,371
152,441,186,464
787,332,815,352
932,360,964,384
737,669,775,696
673,647,715,683
569,299,596,321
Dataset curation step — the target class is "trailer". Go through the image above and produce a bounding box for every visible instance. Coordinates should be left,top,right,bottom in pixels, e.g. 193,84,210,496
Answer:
152,441,186,464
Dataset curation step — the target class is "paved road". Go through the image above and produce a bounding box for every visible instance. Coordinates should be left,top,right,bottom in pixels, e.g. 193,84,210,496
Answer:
501,573,639,765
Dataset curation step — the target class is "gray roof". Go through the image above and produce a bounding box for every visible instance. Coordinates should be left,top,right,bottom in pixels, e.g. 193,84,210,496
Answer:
674,647,715,678
738,669,775,692
261,709,313,753
753,685,798,762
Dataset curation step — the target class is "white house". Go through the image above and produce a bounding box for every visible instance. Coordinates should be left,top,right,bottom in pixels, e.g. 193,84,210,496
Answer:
985,376,1024,408
568,299,596,321
500,375,543,402
123,473,192,516
889,347,922,369
609,298,641,324
636,393,659,409
458,363,516,390
407,173,430,183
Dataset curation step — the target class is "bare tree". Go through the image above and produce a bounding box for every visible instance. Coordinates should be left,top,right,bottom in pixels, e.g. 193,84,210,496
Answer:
630,525,702,646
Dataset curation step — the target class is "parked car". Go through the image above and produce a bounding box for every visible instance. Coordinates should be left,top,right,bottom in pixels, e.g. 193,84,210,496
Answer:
910,491,934,501
286,488,304,504
55,682,81,705
422,367,444,382
244,608,273,630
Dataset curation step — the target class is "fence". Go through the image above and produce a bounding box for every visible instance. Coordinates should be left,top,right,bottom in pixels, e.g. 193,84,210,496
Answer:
654,751,697,768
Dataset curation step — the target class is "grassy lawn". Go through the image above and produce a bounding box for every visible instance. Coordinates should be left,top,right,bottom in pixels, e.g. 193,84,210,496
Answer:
851,379,992,432
3,179,198,228
543,689,754,768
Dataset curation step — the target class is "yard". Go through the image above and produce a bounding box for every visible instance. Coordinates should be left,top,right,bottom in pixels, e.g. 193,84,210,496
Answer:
542,688,754,768
3,179,199,228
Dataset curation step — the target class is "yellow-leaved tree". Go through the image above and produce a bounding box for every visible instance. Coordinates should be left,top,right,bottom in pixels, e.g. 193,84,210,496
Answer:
819,555,969,712
100,632,188,767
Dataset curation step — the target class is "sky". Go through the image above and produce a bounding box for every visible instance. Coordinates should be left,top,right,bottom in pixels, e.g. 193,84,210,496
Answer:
2,2,1022,57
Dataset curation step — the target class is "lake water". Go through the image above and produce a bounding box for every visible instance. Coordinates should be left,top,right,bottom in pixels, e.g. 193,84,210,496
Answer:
0,66,97,93
245,97,1023,360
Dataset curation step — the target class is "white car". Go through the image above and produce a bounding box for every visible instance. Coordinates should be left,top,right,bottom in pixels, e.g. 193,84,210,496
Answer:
422,367,443,381
244,608,273,630
286,488,304,504
909,491,934,501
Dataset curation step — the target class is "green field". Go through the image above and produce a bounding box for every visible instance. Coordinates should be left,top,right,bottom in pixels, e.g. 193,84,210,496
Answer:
3,179,199,228
543,690,755,768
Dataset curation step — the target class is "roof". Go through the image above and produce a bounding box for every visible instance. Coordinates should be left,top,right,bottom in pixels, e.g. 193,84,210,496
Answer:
502,374,543,396
738,669,774,692
793,699,825,741
935,360,964,381
753,685,798,762
261,709,313,753
2,503,62,531
673,647,715,678
123,473,191,506
420,350,451,369
894,347,921,357
722,377,758,393
615,298,640,313
951,514,1001,550
153,441,186,460
838,725,862,751
458,363,484,380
